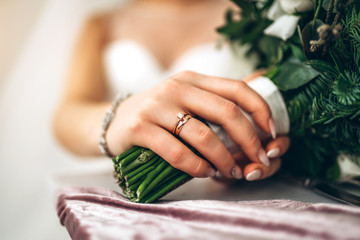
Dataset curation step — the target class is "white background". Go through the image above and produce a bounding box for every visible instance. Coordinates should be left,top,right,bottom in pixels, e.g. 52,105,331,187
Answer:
0,0,125,239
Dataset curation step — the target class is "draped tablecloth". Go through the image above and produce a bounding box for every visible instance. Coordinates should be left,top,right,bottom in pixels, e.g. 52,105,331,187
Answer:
56,186,360,240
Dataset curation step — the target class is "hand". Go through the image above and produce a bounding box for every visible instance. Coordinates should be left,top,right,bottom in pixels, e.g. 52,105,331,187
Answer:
243,71,291,181
107,71,274,179
232,136,290,181
214,70,290,182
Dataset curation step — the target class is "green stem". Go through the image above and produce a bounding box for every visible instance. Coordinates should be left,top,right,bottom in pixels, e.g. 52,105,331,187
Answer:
140,173,191,203
125,156,161,180
136,160,170,200
121,150,157,175
114,172,123,183
325,0,335,24
113,146,141,164
124,188,136,199
313,0,323,29
157,169,184,186
128,180,143,191
119,148,143,168
125,157,160,187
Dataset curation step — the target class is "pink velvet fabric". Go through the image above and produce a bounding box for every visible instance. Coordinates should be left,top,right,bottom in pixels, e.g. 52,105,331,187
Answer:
56,187,360,240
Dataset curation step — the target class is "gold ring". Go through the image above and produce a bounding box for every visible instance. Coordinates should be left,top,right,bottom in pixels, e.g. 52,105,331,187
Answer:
172,113,193,136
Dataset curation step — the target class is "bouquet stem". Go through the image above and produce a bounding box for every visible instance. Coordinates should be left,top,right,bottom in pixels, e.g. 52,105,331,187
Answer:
113,148,192,203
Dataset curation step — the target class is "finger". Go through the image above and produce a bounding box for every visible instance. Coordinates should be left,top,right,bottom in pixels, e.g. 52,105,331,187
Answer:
212,151,249,182
232,151,248,168
143,82,257,176
174,71,274,138
179,117,242,179
265,136,290,159
178,85,270,166
243,158,282,181
146,103,242,179
243,69,266,83
138,123,216,178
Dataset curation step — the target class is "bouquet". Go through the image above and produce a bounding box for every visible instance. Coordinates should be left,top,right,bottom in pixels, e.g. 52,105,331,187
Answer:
113,0,360,203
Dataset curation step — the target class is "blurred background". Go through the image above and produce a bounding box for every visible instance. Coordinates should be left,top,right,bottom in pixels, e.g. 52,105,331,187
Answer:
0,0,127,239
2,1,359,239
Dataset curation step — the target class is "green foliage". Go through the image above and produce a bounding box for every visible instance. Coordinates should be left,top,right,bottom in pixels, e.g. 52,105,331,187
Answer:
286,72,333,130
282,135,339,180
330,4,360,70
333,71,360,105
219,0,360,179
272,57,320,91
342,5,360,68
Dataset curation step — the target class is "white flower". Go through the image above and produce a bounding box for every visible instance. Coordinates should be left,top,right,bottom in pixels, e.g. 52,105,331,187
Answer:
264,0,314,41
279,0,314,14
264,14,300,41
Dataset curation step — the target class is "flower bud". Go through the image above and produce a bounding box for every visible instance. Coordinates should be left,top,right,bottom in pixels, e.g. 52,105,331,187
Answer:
278,0,314,14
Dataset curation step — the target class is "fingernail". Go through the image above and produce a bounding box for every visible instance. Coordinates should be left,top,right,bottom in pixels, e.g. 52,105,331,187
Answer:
216,171,224,178
258,148,270,167
246,169,262,181
231,166,243,179
205,168,216,178
269,118,277,139
267,148,280,158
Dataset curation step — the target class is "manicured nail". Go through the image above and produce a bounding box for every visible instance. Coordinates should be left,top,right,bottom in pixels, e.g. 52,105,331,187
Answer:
269,118,277,139
258,148,270,167
246,169,262,181
205,168,216,178
216,171,224,178
231,166,243,179
267,148,280,158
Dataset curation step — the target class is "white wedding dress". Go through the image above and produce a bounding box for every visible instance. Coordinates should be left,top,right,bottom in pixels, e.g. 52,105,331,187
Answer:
103,40,257,96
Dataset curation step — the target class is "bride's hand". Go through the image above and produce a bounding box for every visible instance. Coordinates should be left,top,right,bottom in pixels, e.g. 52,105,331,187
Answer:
231,136,290,181
107,71,275,179
230,70,290,181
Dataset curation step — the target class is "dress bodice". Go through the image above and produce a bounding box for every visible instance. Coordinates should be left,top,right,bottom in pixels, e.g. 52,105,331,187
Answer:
103,40,257,96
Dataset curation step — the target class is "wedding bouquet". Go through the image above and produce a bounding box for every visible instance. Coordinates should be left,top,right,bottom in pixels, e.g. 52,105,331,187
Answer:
113,0,360,203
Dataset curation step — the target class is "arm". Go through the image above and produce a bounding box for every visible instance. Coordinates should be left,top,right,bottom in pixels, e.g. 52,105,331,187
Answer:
53,15,280,180
53,15,110,156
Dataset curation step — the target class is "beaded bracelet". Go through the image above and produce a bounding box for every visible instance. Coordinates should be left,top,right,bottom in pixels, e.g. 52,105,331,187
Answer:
99,93,131,158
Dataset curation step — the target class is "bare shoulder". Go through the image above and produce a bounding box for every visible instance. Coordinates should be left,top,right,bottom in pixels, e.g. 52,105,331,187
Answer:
207,0,240,24
215,0,239,11
80,12,112,40
79,5,128,43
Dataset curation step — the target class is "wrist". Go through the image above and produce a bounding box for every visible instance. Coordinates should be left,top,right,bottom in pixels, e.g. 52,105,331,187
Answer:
99,93,131,158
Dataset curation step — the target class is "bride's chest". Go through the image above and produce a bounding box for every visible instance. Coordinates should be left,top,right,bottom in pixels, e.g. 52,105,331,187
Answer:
103,40,258,95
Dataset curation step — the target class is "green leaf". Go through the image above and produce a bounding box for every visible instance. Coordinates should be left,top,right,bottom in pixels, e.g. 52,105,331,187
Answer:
329,48,345,72
258,36,283,66
225,9,234,23
265,65,281,79
273,58,320,91
217,19,253,39
326,162,341,181
230,0,253,17
290,43,306,62
306,60,338,76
